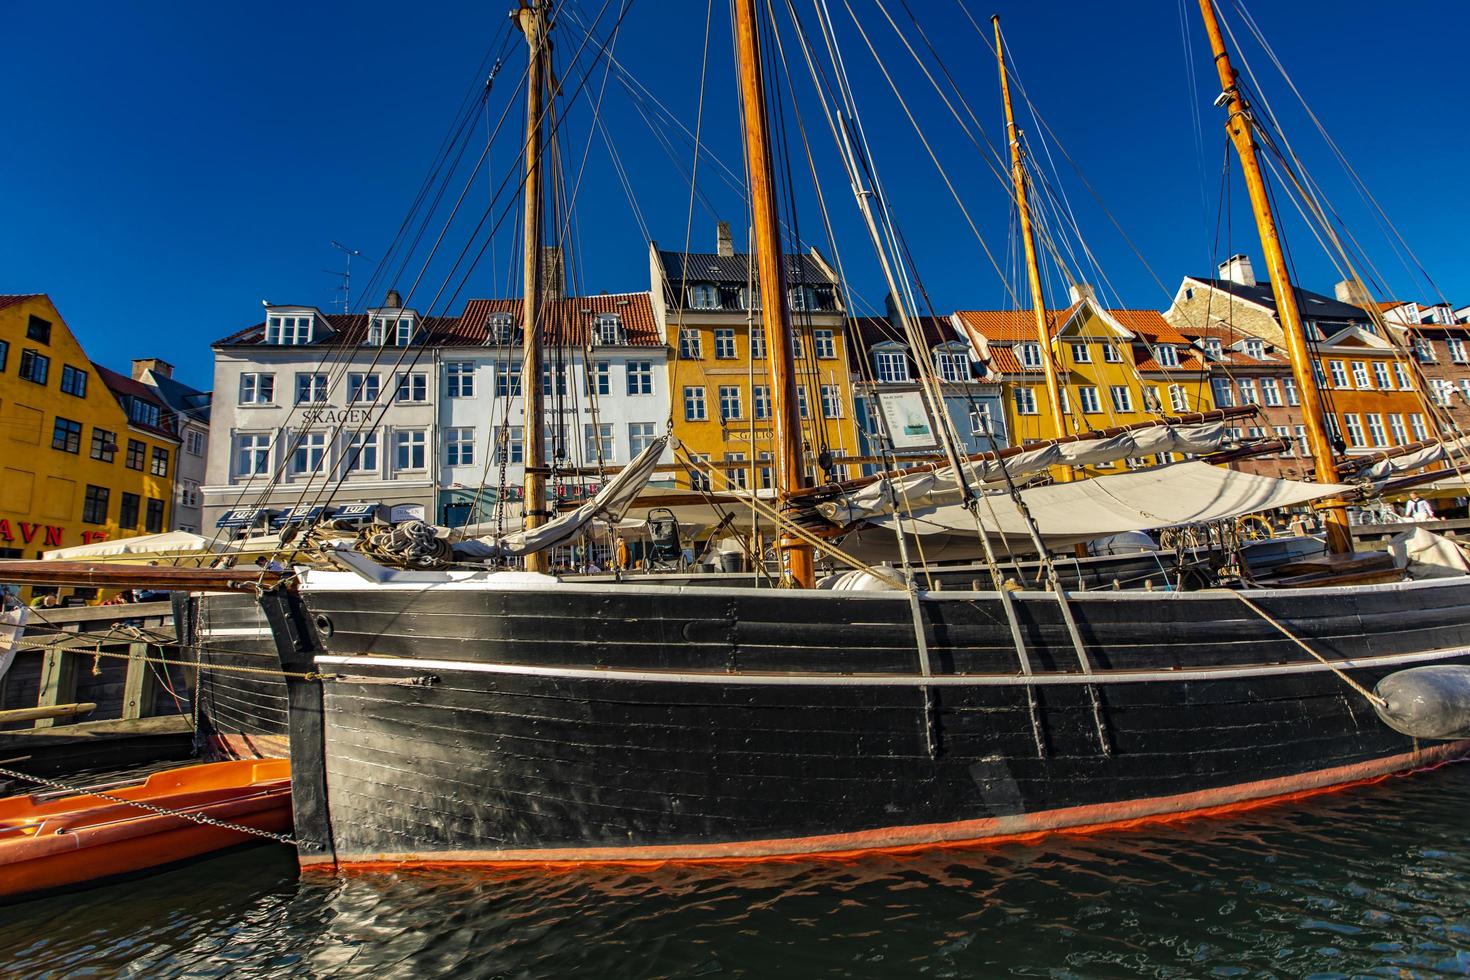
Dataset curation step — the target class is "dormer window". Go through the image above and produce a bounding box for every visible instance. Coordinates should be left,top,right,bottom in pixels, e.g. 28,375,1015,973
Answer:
128,398,161,428
1156,344,1179,367
367,315,413,345
933,347,968,383
1202,337,1223,359
1017,342,1043,368
595,313,624,345
874,346,909,383
790,286,817,312
395,317,414,346
265,314,313,345
687,284,719,309
485,312,517,345
739,286,761,310
1243,338,1265,359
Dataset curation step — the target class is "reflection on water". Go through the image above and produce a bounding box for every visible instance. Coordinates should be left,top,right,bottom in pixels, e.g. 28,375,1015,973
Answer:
3,764,1468,978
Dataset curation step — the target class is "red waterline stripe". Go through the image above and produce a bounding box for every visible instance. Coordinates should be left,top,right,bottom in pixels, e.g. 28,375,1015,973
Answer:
300,740,1470,873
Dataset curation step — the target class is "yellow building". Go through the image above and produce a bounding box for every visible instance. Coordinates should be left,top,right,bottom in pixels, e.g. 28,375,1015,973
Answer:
651,229,863,491
0,294,178,600
952,294,1215,477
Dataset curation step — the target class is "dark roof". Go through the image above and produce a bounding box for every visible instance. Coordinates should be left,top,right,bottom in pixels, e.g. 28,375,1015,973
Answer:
147,373,212,423
0,294,44,313
92,362,179,440
657,250,833,287
448,293,661,347
1187,277,1371,323
847,315,981,381
213,312,460,348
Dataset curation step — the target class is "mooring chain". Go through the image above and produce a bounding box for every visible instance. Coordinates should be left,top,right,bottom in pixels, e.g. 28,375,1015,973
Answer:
0,764,303,846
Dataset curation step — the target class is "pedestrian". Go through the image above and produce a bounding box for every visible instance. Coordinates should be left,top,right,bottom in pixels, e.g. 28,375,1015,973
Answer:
1406,493,1435,523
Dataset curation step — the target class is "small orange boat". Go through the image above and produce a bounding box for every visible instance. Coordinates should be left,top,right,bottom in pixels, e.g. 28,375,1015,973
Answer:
0,758,291,901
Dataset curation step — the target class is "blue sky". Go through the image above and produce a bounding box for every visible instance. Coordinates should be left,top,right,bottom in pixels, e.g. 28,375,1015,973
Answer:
4,1,1467,391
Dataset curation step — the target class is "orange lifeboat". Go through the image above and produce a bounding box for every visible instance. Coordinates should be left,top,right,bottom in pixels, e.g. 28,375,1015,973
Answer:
0,758,291,902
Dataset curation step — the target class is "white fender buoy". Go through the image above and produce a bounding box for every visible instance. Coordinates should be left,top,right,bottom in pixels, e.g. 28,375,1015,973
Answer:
1373,665,1470,740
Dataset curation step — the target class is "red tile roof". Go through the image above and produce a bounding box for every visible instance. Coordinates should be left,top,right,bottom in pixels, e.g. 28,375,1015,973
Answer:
1109,309,1188,344
953,303,1081,343
0,294,44,313
983,346,1040,375
450,292,661,346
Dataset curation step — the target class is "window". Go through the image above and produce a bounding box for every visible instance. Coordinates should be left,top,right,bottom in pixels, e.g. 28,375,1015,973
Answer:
348,373,380,403
445,427,475,466
1108,386,1132,412
19,349,49,385
688,454,712,492
820,385,843,419
1394,363,1412,390
1341,414,1365,448
540,364,567,396
291,432,325,475
969,405,993,436
723,452,748,490
119,492,140,529
1260,377,1281,406
1410,413,1429,440
1169,384,1188,413
1412,338,1436,363
1389,414,1408,445
125,439,146,469
814,329,836,359
687,284,718,309
583,423,614,462
394,430,427,470
1432,379,1455,407
679,328,703,359
1238,379,1259,405
60,365,87,397
714,328,737,359
1450,337,1468,364
753,385,771,420
485,312,516,344
628,422,658,457
296,372,328,404
684,386,707,421
346,432,378,472
1155,344,1179,368
91,427,116,462
265,315,312,345
239,373,275,404
750,329,766,359
588,362,610,396
1284,377,1300,406
496,363,523,397
1351,361,1371,388
757,451,774,489
1143,386,1161,412
1328,361,1348,387
718,385,743,421
82,485,109,525
185,428,205,456
1016,342,1042,368
797,387,810,419
0,338,7,371
26,315,51,343
1313,361,1328,387
1365,362,1388,391
145,498,164,533
128,398,161,428
1211,378,1235,408
52,417,81,453
1013,386,1038,415
235,434,271,476
494,425,524,465
934,349,968,382
791,335,806,359
1293,425,1309,456
396,372,427,402
150,446,169,477
1102,343,1122,364
875,349,909,383
1070,342,1091,363
1461,379,1470,406
1365,414,1387,447
595,313,623,345
1076,386,1102,414
1202,338,1223,359
626,361,654,395
445,362,475,398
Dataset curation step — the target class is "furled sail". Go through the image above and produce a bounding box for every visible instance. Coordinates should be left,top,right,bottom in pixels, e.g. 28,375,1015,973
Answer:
1358,435,1470,483
840,461,1347,562
818,422,1231,524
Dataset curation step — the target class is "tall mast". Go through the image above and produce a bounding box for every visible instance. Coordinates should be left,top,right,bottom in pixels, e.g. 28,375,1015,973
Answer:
1197,0,1351,553
993,16,1070,473
732,0,814,588
515,0,549,572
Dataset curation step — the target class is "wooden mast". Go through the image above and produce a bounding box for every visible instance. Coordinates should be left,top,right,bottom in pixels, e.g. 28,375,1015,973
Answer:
1197,0,1352,553
515,1,549,572
732,0,814,588
993,15,1070,479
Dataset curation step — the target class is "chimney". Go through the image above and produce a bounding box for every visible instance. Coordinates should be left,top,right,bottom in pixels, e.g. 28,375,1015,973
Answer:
1334,278,1370,307
1217,253,1256,287
131,357,173,381
716,221,734,257
1067,282,1096,305
540,245,566,301
384,288,403,308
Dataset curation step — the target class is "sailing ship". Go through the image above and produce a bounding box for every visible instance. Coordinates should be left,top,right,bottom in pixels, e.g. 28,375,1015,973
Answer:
7,0,1470,868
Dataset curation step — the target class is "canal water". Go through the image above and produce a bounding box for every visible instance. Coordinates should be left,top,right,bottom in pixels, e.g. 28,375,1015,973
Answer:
4,763,1468,978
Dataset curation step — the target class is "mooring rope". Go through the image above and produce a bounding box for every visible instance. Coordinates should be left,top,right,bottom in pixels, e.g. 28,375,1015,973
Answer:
1223,588,1387,708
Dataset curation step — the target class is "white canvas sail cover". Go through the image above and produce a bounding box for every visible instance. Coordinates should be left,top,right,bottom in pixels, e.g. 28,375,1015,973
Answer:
464,436,669,557
852,461,1348,555
1361,435,1470,482
819,422,1231,524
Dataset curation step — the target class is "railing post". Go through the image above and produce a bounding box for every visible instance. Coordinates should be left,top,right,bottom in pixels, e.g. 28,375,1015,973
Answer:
121,641,156,719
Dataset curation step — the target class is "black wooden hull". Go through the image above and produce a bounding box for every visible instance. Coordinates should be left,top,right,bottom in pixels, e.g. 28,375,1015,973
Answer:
192,592,290,759
248,572,1470,866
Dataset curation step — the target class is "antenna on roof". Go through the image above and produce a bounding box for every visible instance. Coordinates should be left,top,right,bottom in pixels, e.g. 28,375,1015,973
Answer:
328,241,367,313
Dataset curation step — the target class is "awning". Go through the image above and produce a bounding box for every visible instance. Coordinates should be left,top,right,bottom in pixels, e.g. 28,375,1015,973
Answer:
42,530,225,561
273,505,325,526
328,503,383,523
216,508,271,529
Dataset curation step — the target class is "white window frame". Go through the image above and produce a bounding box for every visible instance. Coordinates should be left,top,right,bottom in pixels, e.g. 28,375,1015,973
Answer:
814,329,836,359
295,372,328,404
291,431,327,475
445,427,475,466
718,385,743,421
628,422,657,457
347,372,380,404
346,432,378,473
1078,386,1102,414
396,372,428,402
1156,344,1179,367
753,385,771,420
239,373,275,405
820,384,843,419
684,386,707,421
235,432,271,476
1013,386,1038,415
714,328,737,360
1109,385,1133,412
626,361,654,396
679,328,702,359
394,429,427,470
583,422,615,462
875,348,909,383
1070,342,1091,364
1017,342,1042,368
445,361,475,398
